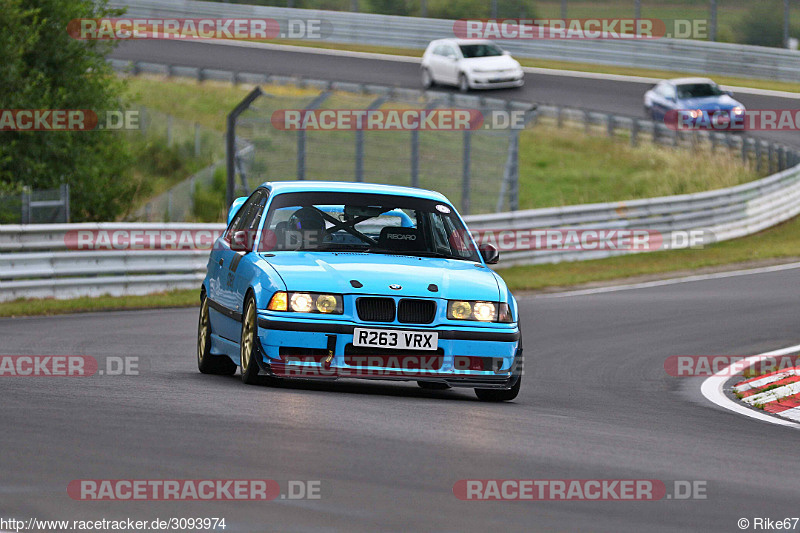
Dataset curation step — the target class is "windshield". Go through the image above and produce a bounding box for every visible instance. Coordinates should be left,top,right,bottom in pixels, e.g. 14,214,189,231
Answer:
676,83,723,99
260,191,480,262
459,43,504,58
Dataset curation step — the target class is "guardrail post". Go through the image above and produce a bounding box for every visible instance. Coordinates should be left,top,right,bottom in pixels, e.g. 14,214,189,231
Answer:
741,137,748,164
755,141,762,173
167,115,173,146
509,131,519,211
768,144,776,173
61,183,70,223
462,130,471,215
584,110,590,135
194,123,201,157
21,187,30,225
410,128,419,188
630,119,638,147
606,114,614,137
779,146,786,170
556,106,563,128
710,132,717,152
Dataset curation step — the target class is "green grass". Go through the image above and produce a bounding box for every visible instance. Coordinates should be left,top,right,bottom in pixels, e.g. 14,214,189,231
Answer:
122,77,761,213
0,290,199,318
496,215,800,291
517,127,759,209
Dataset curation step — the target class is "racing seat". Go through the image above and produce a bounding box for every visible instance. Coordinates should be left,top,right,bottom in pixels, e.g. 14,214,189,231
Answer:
378,227,423,252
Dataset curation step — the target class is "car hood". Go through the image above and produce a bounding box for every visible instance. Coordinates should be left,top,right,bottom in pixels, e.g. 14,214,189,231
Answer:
262,252,500,301
462,55,520,70
677,95,743,110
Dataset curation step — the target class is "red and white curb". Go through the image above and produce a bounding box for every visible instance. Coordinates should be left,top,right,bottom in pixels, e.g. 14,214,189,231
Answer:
701,344,800,428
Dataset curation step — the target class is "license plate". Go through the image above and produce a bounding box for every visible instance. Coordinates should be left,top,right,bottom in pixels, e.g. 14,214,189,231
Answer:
353,328,438,351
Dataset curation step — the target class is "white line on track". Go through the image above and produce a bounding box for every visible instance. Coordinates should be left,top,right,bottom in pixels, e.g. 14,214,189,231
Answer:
700,344,800,429
527,261,800,299
186,39,800,99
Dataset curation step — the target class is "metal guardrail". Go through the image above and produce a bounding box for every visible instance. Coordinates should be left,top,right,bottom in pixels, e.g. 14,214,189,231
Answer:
1,158,799,300
3,55,799,300
111,0,800,82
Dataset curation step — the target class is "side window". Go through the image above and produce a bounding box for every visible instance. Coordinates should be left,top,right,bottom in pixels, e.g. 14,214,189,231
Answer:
663,85,676,100
226,189,268,241
443,46,456,58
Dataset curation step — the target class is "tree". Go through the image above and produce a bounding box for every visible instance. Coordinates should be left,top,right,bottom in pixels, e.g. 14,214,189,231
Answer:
0,0,135,221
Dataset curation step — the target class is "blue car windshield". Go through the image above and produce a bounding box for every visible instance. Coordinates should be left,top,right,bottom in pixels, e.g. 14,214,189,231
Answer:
676,83,723,99
260,192,480,262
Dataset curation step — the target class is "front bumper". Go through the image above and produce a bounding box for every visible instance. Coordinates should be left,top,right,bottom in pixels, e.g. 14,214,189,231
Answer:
468,71,524,89
255,315,522,389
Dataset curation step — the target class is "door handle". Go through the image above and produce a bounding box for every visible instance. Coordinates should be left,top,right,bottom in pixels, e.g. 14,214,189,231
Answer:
218,259,224,267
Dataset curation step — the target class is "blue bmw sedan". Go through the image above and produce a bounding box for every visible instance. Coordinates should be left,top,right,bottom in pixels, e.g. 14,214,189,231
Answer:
197,181,522,401
644,77,745,129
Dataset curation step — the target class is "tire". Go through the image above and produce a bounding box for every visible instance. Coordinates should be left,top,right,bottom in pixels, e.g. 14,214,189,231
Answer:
421,68,434,89
458,73,470,93
197,295,237,375
417,381,451,390
475,375,521,402
239,295,261,385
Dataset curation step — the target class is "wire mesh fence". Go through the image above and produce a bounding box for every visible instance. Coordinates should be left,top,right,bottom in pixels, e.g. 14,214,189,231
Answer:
233,88,526,215
0,185,70,224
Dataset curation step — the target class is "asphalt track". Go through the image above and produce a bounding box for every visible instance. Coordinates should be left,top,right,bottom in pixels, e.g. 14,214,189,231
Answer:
110,39,800,148
1,266,799,532
1,39,799,532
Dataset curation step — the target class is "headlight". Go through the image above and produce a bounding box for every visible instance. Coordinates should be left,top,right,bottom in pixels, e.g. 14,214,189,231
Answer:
267,292,343,314
732,106,745,115
447,301,513,323
290,293,314,313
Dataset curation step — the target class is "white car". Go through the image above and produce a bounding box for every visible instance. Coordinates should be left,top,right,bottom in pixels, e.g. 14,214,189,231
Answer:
420,39,524,92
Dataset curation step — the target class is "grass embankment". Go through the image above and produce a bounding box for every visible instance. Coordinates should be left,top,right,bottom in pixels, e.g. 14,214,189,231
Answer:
1,74,793,317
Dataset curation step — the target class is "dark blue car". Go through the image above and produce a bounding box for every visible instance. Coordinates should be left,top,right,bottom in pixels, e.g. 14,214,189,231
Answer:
644,77,745,130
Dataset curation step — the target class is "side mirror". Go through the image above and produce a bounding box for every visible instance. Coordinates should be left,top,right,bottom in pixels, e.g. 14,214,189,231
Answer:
446,54,458,61
230,230,252,252
724,90,733,96
502,50,510,55
479,243,499,265
227,196,248,226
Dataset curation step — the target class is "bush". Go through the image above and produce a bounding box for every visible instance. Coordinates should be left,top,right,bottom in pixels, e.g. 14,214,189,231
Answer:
0,0,136,221
192,166,228,222
733,1,796,48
